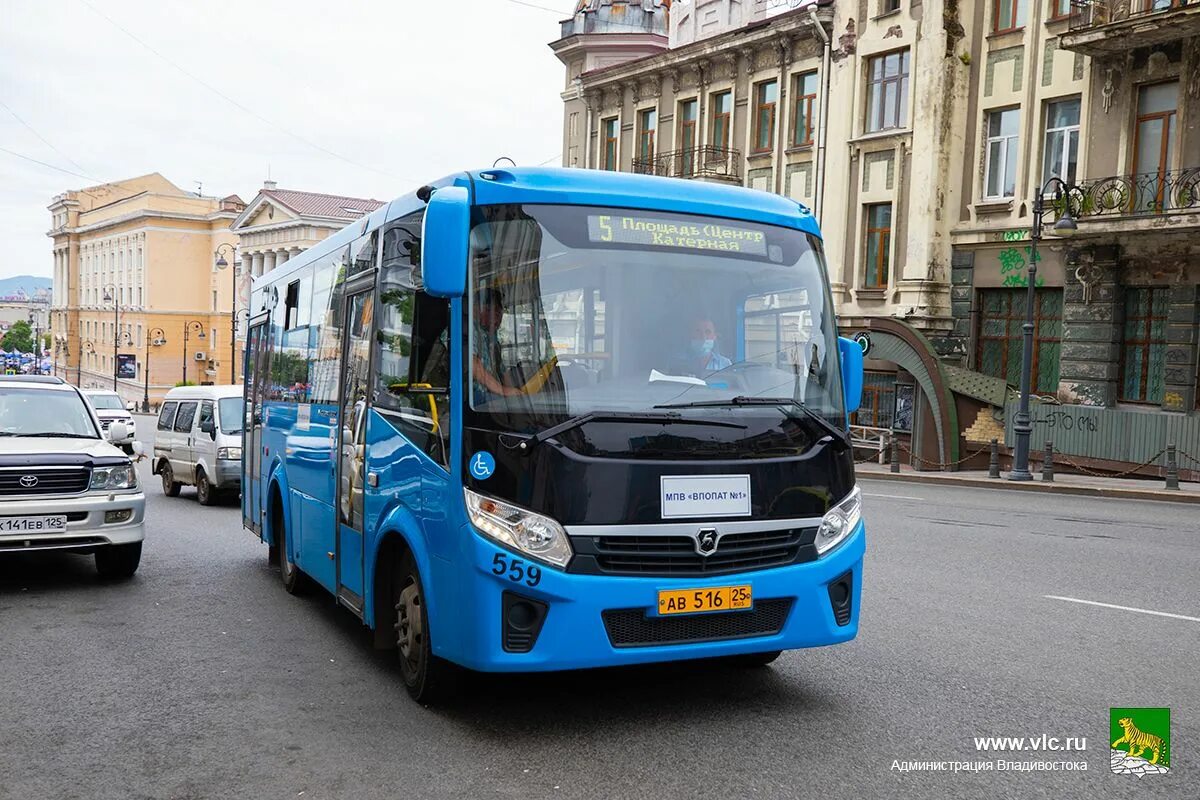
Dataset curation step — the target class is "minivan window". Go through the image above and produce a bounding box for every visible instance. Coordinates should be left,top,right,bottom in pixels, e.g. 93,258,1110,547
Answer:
218,397,244,434
158,401,178,431
198,401,215,432
174,401,198,432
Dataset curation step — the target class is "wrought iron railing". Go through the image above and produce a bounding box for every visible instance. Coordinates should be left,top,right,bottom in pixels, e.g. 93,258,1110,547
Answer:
1069,0,1200,31
1069,168,1200,218
631,146,742,181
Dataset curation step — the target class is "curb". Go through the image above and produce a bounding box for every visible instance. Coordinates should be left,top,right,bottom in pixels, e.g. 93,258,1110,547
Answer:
857,470,1200,505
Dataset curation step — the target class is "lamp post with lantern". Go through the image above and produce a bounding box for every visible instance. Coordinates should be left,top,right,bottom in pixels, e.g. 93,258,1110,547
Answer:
182,320,206,386
214,243,241,385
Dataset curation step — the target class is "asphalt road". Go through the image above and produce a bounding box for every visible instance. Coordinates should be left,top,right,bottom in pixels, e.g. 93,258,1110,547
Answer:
1,422,1196,800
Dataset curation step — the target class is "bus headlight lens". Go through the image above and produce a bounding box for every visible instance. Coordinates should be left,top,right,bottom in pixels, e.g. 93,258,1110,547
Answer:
464,488,572,568
815,486,862,555
91,464,138,491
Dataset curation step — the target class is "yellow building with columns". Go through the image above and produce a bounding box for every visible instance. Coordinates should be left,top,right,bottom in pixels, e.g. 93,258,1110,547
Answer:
48,174,245,408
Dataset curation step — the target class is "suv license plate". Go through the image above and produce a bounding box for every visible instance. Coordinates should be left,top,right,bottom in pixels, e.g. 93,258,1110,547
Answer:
0,516,68,533
657,585,752,616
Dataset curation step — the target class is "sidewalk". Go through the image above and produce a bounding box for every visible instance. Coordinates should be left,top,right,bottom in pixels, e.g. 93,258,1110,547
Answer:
856,462,1200,504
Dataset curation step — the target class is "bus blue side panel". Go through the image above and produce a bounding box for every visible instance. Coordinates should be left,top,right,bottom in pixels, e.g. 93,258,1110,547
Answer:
338,523,364,598
298,493,336,592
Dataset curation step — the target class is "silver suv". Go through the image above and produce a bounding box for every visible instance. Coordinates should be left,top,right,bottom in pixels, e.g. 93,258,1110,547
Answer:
81,389,137,454
0,376,146,578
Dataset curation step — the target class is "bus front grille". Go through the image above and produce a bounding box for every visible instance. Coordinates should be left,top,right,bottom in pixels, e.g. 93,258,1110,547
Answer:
573,528,815,577
602,599,793,648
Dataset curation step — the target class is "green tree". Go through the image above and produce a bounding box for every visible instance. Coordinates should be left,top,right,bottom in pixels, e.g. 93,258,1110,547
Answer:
1,321,34,353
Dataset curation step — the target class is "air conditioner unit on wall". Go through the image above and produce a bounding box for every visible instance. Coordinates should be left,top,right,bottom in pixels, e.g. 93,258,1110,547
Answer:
193,351,207,361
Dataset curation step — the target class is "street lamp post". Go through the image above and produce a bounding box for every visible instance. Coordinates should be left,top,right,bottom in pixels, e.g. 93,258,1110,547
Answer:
143,327,165,412
28,311,40,375
80,340,94,387
102,283,119,391
182,320,206,386
1009,178,1078,481
214,243,240,384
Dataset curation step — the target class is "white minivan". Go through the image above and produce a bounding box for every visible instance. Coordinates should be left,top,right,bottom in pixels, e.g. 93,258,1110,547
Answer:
151,385,244,505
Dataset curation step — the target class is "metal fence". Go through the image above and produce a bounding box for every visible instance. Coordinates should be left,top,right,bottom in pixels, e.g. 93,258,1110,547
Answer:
631,146,742,181
1004,402,1200,467
1071,168,1200,218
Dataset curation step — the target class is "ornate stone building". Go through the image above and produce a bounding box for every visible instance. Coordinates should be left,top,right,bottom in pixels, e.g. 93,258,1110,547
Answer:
552,0,1200,476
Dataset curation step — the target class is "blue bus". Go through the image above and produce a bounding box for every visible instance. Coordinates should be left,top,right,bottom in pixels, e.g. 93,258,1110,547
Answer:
243,167,865,702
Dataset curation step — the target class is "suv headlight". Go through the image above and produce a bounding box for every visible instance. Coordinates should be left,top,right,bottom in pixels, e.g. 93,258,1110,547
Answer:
464,488,572,568
815,485,862,556
218,447,242,460
91,463,138,491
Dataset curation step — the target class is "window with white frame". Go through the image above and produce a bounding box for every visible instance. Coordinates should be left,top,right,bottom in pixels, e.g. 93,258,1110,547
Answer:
1042,98,1080,186
984,108,1020,199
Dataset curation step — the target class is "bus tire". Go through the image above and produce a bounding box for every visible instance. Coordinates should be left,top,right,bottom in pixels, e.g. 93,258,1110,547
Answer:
725,650,783,668
160,462,181,497
274,495,311,595
393,552,457,704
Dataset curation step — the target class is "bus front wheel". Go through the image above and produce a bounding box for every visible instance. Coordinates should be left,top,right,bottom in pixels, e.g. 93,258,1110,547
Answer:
393,552,457,704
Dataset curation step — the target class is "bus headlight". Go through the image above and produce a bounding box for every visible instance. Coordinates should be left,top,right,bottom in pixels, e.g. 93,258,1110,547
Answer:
91,463,138,491
464,488,572,568
815,485,862,556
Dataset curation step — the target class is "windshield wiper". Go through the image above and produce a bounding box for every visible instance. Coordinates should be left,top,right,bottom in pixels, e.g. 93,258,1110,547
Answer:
514,410,746,454
9,432,99,439
654,396,849,451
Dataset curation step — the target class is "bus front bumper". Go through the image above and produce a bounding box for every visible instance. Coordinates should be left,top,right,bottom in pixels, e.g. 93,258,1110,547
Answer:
443,521,864,673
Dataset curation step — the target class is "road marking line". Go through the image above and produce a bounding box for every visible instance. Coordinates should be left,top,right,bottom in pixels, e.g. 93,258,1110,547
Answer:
863,492,922,500
1044,595,1200,623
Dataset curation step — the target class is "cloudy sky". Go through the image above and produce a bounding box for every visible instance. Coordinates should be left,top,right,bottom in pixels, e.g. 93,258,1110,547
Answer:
0,0,579,280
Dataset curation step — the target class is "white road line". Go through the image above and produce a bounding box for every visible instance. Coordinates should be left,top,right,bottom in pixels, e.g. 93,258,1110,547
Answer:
1044,595,1200,623
863,492,922,501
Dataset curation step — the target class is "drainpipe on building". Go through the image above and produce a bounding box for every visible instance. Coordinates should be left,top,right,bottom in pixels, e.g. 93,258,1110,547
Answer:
809,6,831,225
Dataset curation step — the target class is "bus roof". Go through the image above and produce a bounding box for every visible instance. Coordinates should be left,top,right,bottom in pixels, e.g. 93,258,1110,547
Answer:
254,167,819,291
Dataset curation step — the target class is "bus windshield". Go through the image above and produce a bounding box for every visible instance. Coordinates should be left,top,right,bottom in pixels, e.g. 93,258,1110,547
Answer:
467,204,843,425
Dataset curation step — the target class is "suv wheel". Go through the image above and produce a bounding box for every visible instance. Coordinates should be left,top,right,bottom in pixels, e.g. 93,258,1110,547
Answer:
161,462,181,497
96,542,142,579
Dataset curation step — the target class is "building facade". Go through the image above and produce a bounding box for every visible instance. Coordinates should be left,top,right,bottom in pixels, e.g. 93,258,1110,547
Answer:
48,174,244,406
552,0,1200,476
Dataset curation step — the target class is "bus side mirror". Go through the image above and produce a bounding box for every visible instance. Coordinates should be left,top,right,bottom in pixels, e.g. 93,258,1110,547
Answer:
838,336,863,415
420,186,470,298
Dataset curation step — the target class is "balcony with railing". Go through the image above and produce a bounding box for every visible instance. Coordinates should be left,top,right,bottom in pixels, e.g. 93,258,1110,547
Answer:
1068,167,1200,228
631,146,743,183
1060,0,1200,55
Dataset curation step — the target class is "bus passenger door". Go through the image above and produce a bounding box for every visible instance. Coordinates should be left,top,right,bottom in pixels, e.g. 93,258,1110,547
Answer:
242,318,270,535
335,287,374,608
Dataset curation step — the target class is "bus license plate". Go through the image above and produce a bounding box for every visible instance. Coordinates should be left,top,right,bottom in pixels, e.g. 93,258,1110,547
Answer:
0,516,67,533
657,585,752,616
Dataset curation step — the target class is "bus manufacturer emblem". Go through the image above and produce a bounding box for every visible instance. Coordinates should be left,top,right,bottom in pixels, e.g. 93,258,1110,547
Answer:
696,528,719,557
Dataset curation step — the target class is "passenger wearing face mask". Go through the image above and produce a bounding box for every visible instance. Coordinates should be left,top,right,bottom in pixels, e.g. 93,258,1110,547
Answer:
671,316,732,376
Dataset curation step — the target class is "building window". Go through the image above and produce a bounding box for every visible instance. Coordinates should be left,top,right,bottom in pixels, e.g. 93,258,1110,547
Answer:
1119,287,1170,404
1048,0,1071,20
866,51,910,133
752,80,778,153
984,108,1020,199
791,72,818,147
711,91,732,150
1042,99,1080,186
882,0,902,12
678,99,698,175
601,117,618,171
636,108,657,162
863,204,892,289
993,0,1028,32
852,371,897,429
977,289,1062,394
1134,81,1178,212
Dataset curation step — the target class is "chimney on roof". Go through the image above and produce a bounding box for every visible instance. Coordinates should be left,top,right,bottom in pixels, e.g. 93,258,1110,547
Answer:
263,179,277,190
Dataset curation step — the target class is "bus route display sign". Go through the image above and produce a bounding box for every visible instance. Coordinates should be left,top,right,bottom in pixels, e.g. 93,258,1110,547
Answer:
587,214,768,256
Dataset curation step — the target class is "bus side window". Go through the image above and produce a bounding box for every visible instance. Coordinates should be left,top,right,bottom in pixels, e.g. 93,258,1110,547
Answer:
374,211,450,468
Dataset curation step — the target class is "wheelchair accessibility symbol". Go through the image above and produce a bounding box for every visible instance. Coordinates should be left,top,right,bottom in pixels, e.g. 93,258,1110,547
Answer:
470,451,496,480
